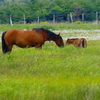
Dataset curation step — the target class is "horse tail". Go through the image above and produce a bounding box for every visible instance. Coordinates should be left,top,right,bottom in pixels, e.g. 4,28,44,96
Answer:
81,40,84,47
81,39,87,48
2,31,9,54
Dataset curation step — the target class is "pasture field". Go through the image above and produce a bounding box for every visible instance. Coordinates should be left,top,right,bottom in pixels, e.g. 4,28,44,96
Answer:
0,22,100,31
0,23,100,100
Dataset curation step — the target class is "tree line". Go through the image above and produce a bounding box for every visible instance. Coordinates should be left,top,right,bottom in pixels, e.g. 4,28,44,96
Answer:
0,0,100,24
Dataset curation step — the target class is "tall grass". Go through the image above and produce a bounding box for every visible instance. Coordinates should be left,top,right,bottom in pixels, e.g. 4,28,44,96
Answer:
0,23,100,100
0,40,100,100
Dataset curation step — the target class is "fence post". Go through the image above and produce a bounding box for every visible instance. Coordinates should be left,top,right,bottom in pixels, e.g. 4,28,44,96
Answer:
96,12,99,24
23,15,26,24
37,16,40,23
67,14,70,23
10,15,13,25
82,13,84,23
70,13,73,23
53,15,55,23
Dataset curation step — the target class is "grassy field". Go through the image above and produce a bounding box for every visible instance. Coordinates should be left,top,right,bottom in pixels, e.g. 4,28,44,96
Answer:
0,23,100,100
0,22,100,32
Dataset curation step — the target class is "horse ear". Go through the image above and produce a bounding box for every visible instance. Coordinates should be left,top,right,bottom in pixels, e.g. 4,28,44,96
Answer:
58,33,60,36
67,38,69,40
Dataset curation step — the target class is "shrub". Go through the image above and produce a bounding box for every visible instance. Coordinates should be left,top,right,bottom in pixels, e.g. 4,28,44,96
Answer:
74,21,83,24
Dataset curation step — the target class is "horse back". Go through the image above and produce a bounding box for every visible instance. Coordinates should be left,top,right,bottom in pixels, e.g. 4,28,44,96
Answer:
4,29,46,48
66,38,80,45
4,29,43,41
66,39,76,45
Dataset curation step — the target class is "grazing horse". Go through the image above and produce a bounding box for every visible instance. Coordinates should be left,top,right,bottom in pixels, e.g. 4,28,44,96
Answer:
66,38,87,48
2,28,64,54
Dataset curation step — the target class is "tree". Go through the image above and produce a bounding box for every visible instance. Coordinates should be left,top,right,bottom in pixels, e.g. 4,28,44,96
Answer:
0,0,99,23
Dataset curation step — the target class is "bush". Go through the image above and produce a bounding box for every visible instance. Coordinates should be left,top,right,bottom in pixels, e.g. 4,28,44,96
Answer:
74,21,83,24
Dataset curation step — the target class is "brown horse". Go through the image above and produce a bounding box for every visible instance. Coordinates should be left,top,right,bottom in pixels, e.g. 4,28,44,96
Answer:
2,28,64,54
66,38,87,48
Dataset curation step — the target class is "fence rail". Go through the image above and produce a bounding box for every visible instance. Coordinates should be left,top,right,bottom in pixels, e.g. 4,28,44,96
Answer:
0,12,100,25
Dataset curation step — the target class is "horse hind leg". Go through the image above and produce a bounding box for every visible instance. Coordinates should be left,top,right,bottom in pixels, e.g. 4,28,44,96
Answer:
2,46,12,54
4,44,13,54
80,41,83,48
7,45,13,53
2,42,11,54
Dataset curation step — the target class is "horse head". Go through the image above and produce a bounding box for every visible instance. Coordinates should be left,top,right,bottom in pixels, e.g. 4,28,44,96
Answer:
55,33,64,47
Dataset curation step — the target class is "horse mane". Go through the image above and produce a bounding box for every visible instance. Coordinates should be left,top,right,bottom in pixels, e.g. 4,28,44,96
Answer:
32,28,58,40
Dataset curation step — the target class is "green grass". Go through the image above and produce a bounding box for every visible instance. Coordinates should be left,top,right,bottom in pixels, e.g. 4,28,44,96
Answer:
0,23,100,100
0,22,100,32
0,40,100,100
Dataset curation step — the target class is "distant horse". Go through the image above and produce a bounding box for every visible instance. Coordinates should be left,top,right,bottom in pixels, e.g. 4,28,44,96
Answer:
66,38,87,48
2,28,64,54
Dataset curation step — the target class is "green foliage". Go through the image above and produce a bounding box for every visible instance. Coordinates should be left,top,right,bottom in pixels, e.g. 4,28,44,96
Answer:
41,25,55,30
0,0,100,23
74,21,83,24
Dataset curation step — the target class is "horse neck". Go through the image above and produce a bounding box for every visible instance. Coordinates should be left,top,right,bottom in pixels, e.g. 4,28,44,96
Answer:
49,33,58,41
41,32,49,41
41,29,57,41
